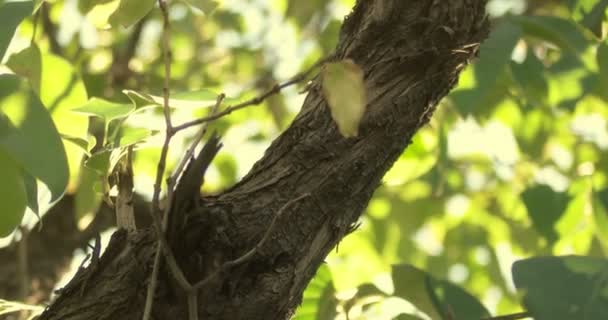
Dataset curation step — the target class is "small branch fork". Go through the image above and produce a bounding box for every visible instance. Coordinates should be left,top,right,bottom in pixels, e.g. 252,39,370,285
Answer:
141,2,326,319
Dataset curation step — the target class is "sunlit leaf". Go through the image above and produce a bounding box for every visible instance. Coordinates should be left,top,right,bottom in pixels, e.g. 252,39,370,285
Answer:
0,149,27,237
0,0,33,61
592,188,608,247
7,48,89,187
114,127,158,147
512,256,608,320
182,0,219,13
392,264,489,320
521,184,571,244
292,264,337,320
123,89,225,109
322,60,366,137
73,98,134,121
0,75,68,203
108,0,155,28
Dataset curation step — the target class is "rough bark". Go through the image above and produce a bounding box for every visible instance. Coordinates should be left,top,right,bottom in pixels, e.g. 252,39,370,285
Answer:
39,1,489,319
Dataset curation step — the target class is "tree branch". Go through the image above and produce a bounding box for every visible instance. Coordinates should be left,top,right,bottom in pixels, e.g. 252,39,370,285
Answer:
37,1,490,319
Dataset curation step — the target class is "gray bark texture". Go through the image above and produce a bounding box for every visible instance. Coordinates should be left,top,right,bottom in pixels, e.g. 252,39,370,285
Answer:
39,0,489,319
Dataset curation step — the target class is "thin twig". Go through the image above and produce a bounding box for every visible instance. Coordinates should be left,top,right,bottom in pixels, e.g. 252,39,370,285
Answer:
142,241,161,320
481,311,532,320
191,193,310,291
150,0,174,218
143,1,178,319
159,0,172,130
172,57,332,132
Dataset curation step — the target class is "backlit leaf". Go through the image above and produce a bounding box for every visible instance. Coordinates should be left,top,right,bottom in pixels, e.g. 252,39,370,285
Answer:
182,0,219,13
592,188,608,247
322,60,366,137
7,48,89,187
0,74,68,204
73,98,134,121
108,0,155,28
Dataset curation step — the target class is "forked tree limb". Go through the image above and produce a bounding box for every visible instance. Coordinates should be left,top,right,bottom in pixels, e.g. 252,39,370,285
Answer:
39,1,489,319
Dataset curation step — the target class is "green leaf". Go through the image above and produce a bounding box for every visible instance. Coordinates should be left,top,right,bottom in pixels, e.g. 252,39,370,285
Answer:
450,20,521,116
0,74,68,203
510,50,548,106
521,184,571,243
592,188,608,247
571,0,608,37
598,41,608,101
123,89,224,109
6,44,41,92
182,0,219,13
512,256,608,320
114,126,158,147
0,149,27,237
7,48,89,186
109,0,155,28
0,0,33,61
322,60,367,137
61,134,91,156
22,171,38,215
84,150,111,175
392,264,489,320
292,264,337,320
74,165,103,220
511,15,592,56
84,148,124,176
73,98,134,121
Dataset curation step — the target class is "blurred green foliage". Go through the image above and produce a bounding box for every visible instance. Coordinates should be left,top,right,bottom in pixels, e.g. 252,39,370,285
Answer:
0,0,608,319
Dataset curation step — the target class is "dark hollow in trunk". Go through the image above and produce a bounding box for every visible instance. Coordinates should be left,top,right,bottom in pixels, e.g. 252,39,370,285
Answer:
39,1,489,319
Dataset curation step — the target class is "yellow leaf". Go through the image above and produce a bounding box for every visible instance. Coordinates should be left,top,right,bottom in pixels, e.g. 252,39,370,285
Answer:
322,60,366,137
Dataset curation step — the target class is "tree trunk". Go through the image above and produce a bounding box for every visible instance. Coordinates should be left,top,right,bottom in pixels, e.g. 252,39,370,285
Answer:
39,1,489,319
